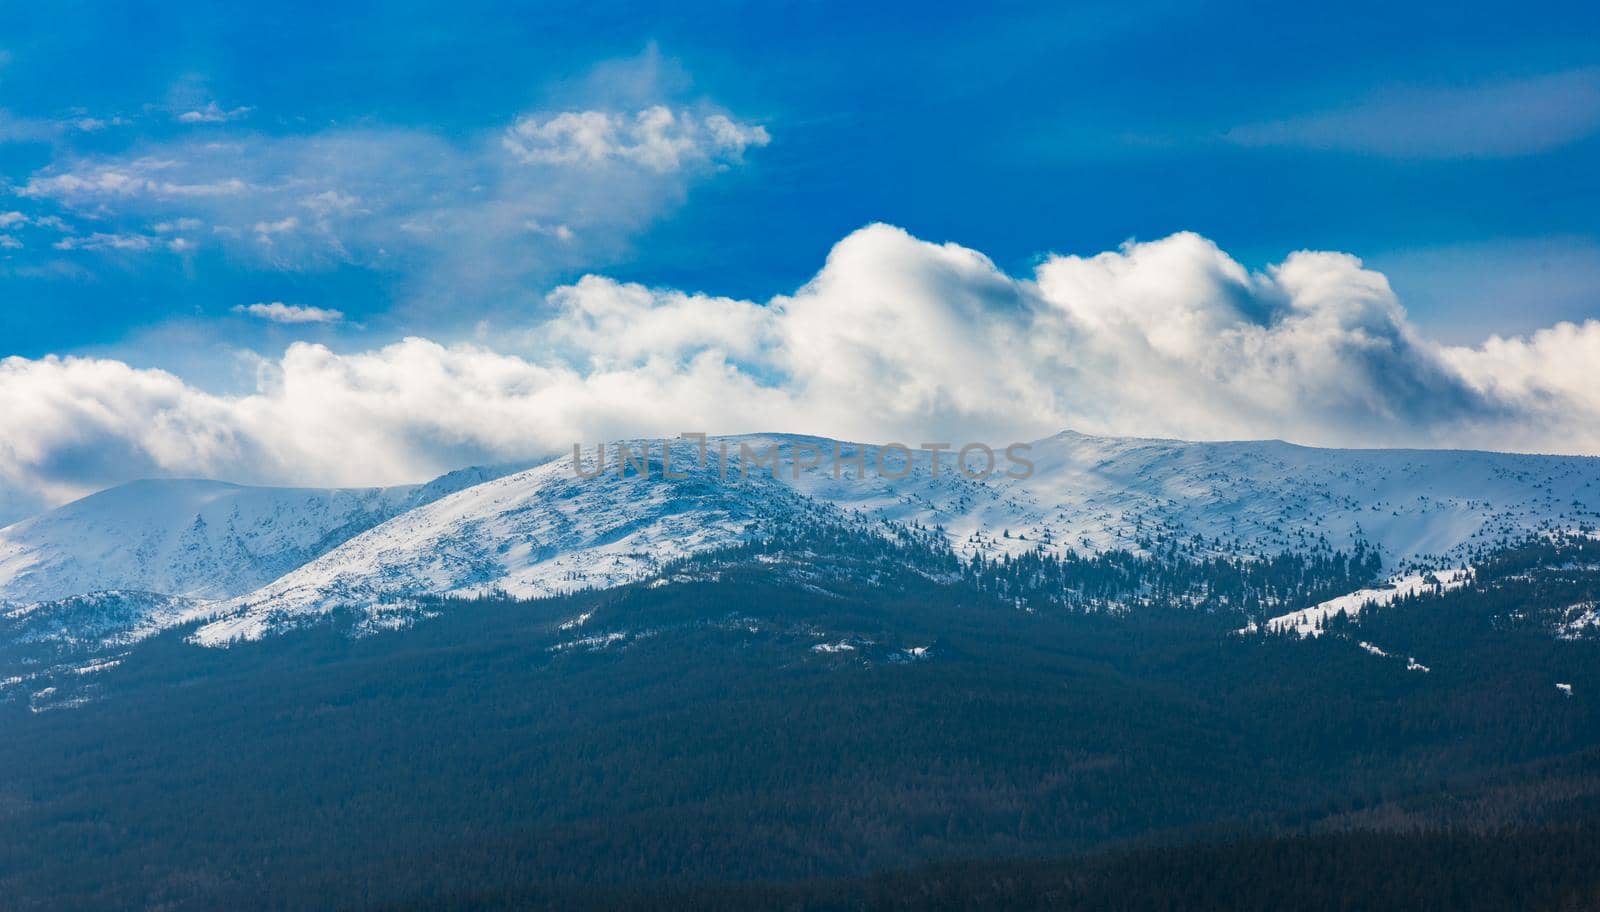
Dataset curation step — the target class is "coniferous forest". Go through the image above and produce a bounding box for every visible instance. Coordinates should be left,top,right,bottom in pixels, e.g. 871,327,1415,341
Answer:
3,525,1600,909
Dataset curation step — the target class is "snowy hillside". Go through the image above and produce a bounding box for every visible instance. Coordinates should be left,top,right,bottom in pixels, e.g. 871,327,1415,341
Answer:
995,431,1600,565
674,432,1600,570
195,442,834,644
0,464,530,604
3,430,1598,652
0,590,212,712
188,432,1600,646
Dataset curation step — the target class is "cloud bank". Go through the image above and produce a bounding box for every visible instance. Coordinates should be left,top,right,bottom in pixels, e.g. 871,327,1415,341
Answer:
2,224,1598,524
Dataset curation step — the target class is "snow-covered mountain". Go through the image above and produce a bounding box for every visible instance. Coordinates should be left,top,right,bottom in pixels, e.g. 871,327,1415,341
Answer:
194,443,836,644
5,430,1600,653
990,431,1600,563
0,463,531,604
187,432,1600,645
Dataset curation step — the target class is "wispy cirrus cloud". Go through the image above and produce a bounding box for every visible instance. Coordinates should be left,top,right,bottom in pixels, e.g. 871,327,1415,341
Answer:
1226,68,1600,159
0,109,60,145
10,94,770,309
52,232,163,252
18,162,250,200
233,302,344,324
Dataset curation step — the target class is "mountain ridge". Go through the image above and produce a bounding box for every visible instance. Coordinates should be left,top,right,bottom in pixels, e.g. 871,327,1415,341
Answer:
4,430,1599,654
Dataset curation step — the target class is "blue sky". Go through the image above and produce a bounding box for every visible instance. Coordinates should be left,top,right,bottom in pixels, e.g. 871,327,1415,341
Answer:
2,0,1600,520
5,0,1599,359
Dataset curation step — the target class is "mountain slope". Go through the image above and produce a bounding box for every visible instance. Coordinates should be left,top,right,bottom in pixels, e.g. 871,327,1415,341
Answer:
195,443,834,644
995,431,1600,564
5,521,1600,908
681,432,1600,569
0,465,532,605
6,431,1598,652
189,432,1600,646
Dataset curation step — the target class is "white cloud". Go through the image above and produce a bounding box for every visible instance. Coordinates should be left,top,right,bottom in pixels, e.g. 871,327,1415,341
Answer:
20,163,250,200
251,216,299,239
543,274,779,365
15,103,769,302
52,232,158,252
1227,68,1600,158
0,235,20,250
176,101,253,124
0,211,26,228
1440,322,1600,427
503,105,770,171
233,302,344,324
0,355,260,517
2,225,1598,524
152,217,203,233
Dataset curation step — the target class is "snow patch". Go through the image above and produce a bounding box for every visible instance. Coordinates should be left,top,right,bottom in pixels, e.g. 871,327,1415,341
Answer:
1255,569,1471,638
559,610,594,630
1557,602,1600,640
1356,640,1428,673
71,657,123,675
550,631,628,652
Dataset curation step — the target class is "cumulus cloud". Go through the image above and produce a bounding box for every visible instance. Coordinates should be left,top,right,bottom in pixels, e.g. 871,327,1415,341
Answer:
1,224,1598,526
543,275,780,365
1440,322,1600,430
0,355,264,520
233,302,345,324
